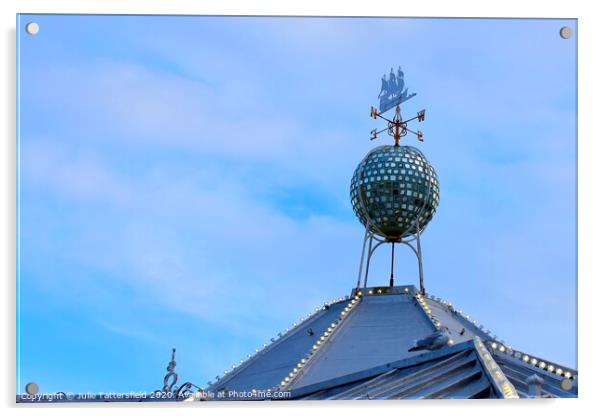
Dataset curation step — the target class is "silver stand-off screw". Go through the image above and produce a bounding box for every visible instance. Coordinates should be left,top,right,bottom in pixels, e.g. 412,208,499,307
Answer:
25,22,40,35
559,26,572,39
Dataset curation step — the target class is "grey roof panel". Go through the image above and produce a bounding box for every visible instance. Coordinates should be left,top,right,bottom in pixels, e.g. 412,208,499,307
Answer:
296,343,497,400
211,300,347,391
291,292,436,388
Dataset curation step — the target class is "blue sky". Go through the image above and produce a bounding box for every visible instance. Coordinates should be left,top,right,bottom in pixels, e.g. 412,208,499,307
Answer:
17,15,577,394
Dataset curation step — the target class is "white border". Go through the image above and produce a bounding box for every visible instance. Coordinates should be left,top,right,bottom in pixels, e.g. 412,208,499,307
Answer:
2,1,600,415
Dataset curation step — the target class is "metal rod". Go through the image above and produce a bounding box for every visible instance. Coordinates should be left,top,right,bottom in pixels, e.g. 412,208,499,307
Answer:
402,114,421,123
363,236,374,288
364,239,386,288
416,221,425,295
394,105,401,146
375,113,394,123
389,242,395,287
356,228,369,289
399,239,418,256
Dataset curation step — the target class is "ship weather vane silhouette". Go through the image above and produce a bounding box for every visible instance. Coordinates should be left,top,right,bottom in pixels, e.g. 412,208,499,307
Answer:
370,66,426,146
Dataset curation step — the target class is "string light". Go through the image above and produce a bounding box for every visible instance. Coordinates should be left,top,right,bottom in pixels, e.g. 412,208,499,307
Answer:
475,337,518,399
277,296,362,390
210,297,348,388
487,341,576,381
501,382,516,399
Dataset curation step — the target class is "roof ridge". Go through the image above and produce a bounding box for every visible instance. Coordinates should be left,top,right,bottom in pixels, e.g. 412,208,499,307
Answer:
472,337,519,399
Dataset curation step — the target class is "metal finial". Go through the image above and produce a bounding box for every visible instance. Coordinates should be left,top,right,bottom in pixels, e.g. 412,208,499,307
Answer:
162,347,179,393
154,347,204,400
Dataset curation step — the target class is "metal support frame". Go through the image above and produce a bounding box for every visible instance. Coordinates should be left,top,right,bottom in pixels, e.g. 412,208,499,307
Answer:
356,227,425,292
364,236,385,287
355,228,370,289
355,177,429,292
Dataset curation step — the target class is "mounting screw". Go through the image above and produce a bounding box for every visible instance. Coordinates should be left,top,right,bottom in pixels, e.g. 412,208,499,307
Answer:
559,26,572,39
25,382,39,395
25,22,40,35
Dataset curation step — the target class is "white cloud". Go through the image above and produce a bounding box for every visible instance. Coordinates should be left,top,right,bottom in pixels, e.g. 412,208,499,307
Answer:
21,137,359,335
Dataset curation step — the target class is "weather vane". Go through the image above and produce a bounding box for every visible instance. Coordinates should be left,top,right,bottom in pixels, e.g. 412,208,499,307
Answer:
369,67,426,146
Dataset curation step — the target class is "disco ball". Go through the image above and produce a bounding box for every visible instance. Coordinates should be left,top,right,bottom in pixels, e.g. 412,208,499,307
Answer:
350,145,440,240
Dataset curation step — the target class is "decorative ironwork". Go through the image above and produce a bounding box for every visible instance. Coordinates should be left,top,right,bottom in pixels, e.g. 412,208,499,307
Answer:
162,348,178,392
155,348,203,400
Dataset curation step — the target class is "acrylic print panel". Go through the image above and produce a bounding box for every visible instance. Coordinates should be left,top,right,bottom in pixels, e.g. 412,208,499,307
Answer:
16,14,577,402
